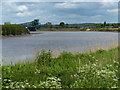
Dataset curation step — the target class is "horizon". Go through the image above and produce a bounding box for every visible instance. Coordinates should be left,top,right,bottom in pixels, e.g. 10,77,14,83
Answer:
1,21,118,25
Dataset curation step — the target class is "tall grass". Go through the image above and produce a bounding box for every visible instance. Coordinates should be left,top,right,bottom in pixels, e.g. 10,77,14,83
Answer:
2,48,119,88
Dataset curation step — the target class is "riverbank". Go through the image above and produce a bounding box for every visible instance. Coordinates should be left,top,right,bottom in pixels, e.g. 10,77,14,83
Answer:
37,30,119,33
37,27,119,32
0,34,30,39
2,24,29,37
0,32,43,38
2,48,119,88
1,29,119,39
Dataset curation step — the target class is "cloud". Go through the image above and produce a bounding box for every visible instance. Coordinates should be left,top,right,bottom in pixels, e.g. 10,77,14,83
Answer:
73,0,119,1
1,2,118,24
16,12,32,17
68,14,102,18
17,5,28,11
2,2,31,17
107,9,119,12
101,0,119,2
2,0,39,2
54,2,77,9
2,0,119,2
100,1,118,8
66,14,103,23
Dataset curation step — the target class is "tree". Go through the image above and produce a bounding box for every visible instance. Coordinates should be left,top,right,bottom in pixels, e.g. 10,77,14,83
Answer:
44,22,52,28
46,22,52,26
106,23,110,26
66,24,69,28
59,22,65,27
45,22,52,26
104,21,106,27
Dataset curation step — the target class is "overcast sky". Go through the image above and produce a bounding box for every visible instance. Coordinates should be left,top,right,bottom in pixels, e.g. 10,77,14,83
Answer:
1,1,118,24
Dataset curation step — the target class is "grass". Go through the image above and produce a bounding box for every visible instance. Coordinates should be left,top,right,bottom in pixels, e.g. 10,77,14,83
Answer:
2,48,119,88
37,27,120,32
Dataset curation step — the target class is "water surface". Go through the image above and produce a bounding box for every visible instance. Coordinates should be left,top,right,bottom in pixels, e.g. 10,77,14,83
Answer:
1,31,118,64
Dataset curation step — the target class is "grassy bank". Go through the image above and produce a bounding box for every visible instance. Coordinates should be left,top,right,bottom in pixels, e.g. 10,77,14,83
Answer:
2,48,119,88
37,27,119,32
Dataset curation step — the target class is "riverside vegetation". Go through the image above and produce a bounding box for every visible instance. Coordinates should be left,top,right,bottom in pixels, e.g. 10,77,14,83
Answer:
38,27,119,32
38,22,120,32
2,24,29,36
2,48,119,88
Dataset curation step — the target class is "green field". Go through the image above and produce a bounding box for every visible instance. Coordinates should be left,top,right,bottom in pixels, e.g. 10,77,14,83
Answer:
2,48,119,88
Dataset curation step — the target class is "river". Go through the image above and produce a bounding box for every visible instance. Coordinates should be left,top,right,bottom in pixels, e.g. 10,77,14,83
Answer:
1,31,118,64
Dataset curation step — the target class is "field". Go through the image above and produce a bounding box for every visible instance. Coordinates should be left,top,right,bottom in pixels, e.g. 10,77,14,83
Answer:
1,47,119,88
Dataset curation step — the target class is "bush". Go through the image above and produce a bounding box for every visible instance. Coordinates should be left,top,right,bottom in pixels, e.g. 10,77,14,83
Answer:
2,24,29,36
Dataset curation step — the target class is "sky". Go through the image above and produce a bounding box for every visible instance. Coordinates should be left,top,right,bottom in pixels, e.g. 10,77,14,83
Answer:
1,1,119,24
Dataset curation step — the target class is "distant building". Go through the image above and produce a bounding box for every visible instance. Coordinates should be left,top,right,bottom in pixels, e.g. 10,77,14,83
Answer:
28,26,36,31
19,19,40,29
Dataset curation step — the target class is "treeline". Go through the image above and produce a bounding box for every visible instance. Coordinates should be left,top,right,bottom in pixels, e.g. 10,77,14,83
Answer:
38,22,120,32
39,22,120,29
2,24,30,36
84,22,120,28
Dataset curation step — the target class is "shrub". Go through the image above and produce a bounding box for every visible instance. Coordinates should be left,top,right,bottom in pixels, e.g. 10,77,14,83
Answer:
2,24,29,36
